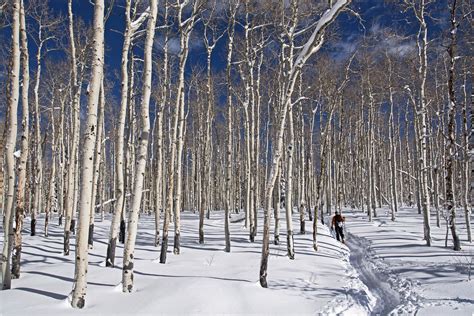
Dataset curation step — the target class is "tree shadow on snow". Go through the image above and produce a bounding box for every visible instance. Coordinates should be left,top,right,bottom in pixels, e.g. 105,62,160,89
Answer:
14,287,68,300
133,270,253,284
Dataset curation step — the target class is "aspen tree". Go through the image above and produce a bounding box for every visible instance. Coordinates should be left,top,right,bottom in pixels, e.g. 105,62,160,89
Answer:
286,95,295,259
45,93,57,237
200,2,224,243
12,0,29,279
461,69,471,242
106,0,148,266
260,0,351,288
445,0,461,250
122,0,157,292
173,0,201,255
153,0,169,248
387,53,398,221
88,81,105,248
70,0,105,307
64,0,79,255
408,0,432,245
225,0,239,253
1,0,20,291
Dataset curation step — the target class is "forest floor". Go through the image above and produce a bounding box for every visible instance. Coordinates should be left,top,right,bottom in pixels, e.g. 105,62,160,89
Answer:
0,206,473,315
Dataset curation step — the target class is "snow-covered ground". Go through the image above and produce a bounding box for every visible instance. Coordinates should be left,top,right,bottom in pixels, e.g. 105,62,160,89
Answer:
343,207,474,315
0,207,473,315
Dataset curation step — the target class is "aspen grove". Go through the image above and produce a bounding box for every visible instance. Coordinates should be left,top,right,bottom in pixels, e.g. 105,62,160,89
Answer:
0,0,473,312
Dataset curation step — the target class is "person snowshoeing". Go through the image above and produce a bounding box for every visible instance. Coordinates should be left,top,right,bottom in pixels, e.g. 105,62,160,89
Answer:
331,211,345,244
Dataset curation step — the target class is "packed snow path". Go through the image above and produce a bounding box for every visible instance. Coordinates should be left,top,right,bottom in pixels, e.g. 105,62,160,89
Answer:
344,207,474,315
346,232,401,315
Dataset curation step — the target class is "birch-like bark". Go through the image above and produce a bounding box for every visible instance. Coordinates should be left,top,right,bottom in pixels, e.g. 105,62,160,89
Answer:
88,81,105,249
106,0,147,266
45,96,57,238
173,0,200,255
260,0,351,288
70,0,104,307
153,2,168,248
286,104,295,259
461,71,471,242
31,15,47,237
1,0,20,290
64,0,80,255
12,0,29,279
412,0,432,245
445,0,460,251
122,0,157,292
224,0,238,253
387,54,398,221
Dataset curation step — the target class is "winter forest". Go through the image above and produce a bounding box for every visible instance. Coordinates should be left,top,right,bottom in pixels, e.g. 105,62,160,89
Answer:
0,0,473,314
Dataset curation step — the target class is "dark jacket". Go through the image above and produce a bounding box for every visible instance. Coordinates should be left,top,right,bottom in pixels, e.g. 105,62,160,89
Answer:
331,214,345,228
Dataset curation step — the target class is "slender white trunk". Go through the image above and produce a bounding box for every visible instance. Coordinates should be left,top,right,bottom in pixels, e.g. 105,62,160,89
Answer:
1,0,20,290
106,0,139,266
260,0,352,287
286,105,295,259
446,0,460,250
70,0,104,307
12,0,29,279
64,0,81,255
88,81,105,248
387,56,398,221
122,0,157,291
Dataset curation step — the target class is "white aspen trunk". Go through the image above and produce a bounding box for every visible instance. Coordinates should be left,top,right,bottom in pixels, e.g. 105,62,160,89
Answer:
64,0,81,255
299,101,306,234
274,166,281,245
154,107,164,246
368,82,377,219
1,0,20,290
387,55,398,221
31,21,45,237
70,0,104,307
12,0,29,279
398,110,404,206
45,99,57,238
461,72,472,242
327,143,332,216
260,0,351,288
200,15,221,242
414,0,432,246
106,0,138,266
122,0,157,291
446,0,461,250
254,35,264,238
58,94,66,227
154,3,168,247
286,104,295,259
173,0,200,255
224,2,237,253
88,81,105,249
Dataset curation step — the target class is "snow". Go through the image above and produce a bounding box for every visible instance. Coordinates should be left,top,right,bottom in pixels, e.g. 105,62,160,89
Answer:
1,206,473,315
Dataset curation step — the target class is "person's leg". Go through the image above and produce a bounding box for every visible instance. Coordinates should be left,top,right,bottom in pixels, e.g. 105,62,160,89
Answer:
335,227,340,241
339,226,345,243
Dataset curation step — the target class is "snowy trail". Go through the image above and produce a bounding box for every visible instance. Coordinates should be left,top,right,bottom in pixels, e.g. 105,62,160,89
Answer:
346,232,401,315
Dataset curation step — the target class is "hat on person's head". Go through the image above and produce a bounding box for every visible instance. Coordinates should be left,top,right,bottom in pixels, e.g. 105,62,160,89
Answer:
335,210,340,215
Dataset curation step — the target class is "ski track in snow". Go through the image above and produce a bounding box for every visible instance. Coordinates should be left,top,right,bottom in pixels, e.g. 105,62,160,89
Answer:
344,208,474,316
346,232,401,315
319,224,376,316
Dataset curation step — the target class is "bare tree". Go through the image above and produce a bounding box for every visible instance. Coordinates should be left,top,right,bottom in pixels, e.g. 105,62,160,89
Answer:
1,0,20,291
11,0,29,279
260,0,352,288
122,0,157,293
70,0,105,307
